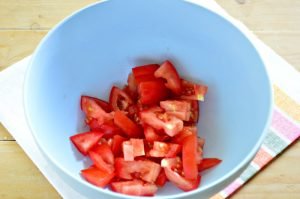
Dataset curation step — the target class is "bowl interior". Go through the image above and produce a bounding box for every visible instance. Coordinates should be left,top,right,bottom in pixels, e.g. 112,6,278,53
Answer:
25,0,271,197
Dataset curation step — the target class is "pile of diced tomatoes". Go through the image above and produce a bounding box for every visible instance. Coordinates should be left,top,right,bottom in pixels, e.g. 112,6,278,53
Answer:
70,60,221,196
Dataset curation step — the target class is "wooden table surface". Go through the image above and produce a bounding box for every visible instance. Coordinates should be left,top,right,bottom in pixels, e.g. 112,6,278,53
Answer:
0,0,299,198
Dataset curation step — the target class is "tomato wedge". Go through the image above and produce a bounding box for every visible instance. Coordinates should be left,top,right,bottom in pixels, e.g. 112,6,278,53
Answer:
89,143,114,173
149,141,181,158
180,79,208,101
140,108,183,137
70,131,104,155
138,80,168,105
160,100,191,121
154,60,182,95
109,86,133,111
182,134,198,180
132,64,159,84
81,96,111,113
115,158,161,183
198,158,222,172
81,96,114,125
81,166,115,188
114,111,142,138
111,180,158,196
111,135,126,157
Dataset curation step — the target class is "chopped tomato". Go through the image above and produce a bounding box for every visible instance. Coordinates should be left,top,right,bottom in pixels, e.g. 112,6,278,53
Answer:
70,131,104,155
188,100,199,124
81,96,114,125
198,158,222,172
140,108,183,137
115,158,161,183
138,80,168,105
109,86,133,111
149,141,181,158
155,170,168,187
154,60,182,95
164,167,201,192
182,134,198,180
132,64,159,84
122,141,134,161
171,126,197,144
111,180,158,196
127,104,140,123
196,137,205,164
180,79,208,101
111,135,126,157
88,143,114,173
161,157,182,170
143,125,167,142
130,138,145,157
81,166,115,188
160,100,191,121
127,73,138,99
81,96,111,113
114,111,142,138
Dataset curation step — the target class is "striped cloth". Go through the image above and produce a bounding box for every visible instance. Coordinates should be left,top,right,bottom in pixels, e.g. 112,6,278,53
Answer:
213,85,300,198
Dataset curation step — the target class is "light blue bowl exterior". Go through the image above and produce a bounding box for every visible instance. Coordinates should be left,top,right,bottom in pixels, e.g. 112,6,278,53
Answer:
24,0,272,198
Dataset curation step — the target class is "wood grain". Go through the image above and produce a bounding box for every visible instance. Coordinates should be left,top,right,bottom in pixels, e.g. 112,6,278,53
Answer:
0,0,299,199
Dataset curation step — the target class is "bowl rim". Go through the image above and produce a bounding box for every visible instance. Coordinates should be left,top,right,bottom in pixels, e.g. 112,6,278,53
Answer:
24,0,273,198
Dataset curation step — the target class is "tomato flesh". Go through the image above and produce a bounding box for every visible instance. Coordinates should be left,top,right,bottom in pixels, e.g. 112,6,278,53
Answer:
81,166,115,188
89,143,114,173
160,100,191,121
111,135,126,157
109,86,133,111
111,180,158,196
149,141,181,158
182,134,198,180
70,131,104,155
114,111,142,138
138,80,168,105
180,79,208,101
155,170,168,187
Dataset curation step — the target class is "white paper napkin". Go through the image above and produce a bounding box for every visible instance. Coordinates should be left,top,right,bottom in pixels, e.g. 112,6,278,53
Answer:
0,1,299,199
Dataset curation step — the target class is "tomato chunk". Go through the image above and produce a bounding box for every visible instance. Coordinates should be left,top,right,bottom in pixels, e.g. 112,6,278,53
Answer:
122,141,134,161
149,141,181,158
88,143,114,173
198,158,222,172
114,111,142,138
111,180,158,196
160,100,191,121
182,134,198,180
155,170,168,187
81,166,114,188
115,158,161,183
109,86,133,111
81,96,111,113
132,64,159,84
138,80,168,105
180,79,208,101
70,131,104,155
171,126,197,144
154,60,182,95
111,135,126,157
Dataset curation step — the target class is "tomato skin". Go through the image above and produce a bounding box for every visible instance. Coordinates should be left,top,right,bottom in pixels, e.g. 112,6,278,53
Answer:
182,134,198,180
132,64,160,84
114,111,142,138
138,80,168,105
127,73,138,99
111,180,158,196
109,86,133,111
81,166,115,188
180,79,208,101
70,131,104,155
154,60,182,95
115,158,161,183
111,135,126,157
88,143,114,173
155,170,168,187
164,167,201,192
198,158,222,172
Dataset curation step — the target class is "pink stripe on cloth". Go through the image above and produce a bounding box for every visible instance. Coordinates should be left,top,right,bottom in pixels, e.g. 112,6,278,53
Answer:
272,109,300,141
221,179,243,196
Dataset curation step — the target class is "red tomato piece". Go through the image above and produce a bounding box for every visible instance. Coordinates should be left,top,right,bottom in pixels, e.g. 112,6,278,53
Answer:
164,167,201,192
171,126,197,144
143,125,166,142
115,158,161,183
188,100,200,124
154,60,182,95
149,141,181,158
140,108,183,137
109,86,133,111
122,141,134,161
182,134,198,180
198,158,222,172
138,80,168,105
127,73,138,99
180,79,208,101
155,170,168,187
132,64,159,84
89,143,114,173
114,111,142,138
81,166,115,188
81,96,114,125
161,157,182,170
111,180,158,196
196,137,205,164
111,135,126,157
81,96,111,113
70,131,104,155
160,100,191,121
